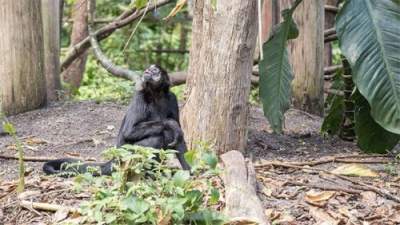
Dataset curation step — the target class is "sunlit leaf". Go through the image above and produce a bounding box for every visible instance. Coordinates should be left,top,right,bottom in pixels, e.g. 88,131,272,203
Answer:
163,0,187,20
3,122,16,135
172,170,190,187
304,190,335,207
331,164,379,177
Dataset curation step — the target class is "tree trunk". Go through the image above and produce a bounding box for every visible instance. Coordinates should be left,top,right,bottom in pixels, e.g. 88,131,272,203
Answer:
181,1,258,154
0,1,46,115
280,0,324,115
62,0,89,89
41,0,62,101
324,0,338,67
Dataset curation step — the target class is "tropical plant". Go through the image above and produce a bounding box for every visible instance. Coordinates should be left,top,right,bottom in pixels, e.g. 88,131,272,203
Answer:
259,0,400,153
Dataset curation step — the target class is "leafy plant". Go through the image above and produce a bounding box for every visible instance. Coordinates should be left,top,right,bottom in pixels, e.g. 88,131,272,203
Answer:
353,90,400,153
67,144,225,225
321,73,345,136
336,0,400,134
259,0,302,133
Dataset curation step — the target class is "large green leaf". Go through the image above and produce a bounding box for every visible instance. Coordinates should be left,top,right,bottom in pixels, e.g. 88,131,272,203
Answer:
259,2,301,133
354,90,400,153
336,0,400,134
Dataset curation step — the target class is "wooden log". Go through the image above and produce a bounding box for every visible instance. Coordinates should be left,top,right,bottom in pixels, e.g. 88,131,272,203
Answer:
221,150,269,225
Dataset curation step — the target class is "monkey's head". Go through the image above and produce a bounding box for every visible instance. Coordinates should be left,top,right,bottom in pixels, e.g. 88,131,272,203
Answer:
136,64,170,93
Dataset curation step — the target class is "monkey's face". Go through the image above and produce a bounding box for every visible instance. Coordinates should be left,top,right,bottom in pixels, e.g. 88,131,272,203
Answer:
140,64,170,91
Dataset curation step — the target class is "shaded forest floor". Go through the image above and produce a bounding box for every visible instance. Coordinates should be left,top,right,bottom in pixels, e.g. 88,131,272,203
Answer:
1,101,399,224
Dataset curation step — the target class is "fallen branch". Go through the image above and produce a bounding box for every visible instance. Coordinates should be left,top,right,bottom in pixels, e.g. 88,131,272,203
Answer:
20,200,79,214
221,150,269,225
285,181,362,195
0,154,56,162
61,0,172,72
0,154,96,162
255,154,391,168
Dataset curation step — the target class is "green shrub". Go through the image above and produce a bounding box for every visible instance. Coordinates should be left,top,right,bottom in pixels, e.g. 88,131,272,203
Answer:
67,144,225,225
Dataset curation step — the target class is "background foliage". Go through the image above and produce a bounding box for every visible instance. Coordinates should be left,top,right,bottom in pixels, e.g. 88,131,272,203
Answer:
62,0,190,102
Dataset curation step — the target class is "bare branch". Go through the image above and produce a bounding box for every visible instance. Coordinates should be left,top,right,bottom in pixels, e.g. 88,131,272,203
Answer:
61,0,172,72
324,27,336,38
87,0,139,81
325,5,339,14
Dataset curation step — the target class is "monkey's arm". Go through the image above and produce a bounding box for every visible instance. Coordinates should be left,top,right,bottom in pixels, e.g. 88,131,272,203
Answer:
118,94,165,143
167,92,180,122
122,120,165,142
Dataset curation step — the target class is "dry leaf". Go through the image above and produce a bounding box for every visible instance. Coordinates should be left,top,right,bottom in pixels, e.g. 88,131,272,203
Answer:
157,209,172,225
65,152,80,157
163,0,187,20
225,217,260,225
265,208,280,221
53,209,69,222
360,191,377,207
26,137,47,145
304,190,335,207
309,206,339,225
273,212,295,225
338,206,350,218
331,164,378,177
18,190,41,199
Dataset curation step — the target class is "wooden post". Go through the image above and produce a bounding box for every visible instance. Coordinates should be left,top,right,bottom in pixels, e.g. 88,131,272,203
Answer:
280,0,325,115
41,0,62,101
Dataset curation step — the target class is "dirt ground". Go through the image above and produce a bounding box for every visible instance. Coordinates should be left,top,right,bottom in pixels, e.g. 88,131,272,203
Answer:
1,101,399,224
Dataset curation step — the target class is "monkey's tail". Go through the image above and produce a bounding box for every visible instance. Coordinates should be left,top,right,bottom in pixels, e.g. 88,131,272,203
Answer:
43,158,113,177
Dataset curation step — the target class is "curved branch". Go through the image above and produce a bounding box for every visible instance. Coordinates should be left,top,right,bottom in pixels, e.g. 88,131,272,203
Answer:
88,0,139,81
61,0,172,72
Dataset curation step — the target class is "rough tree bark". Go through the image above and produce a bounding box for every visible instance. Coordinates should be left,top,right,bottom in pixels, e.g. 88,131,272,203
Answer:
324,0,338,67
0,1,46,115
62,0,89,89
181,1,258,154
280,0,324,115
41,0,62,101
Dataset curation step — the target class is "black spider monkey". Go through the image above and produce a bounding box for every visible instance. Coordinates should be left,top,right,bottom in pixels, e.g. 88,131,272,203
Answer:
43,65,191,176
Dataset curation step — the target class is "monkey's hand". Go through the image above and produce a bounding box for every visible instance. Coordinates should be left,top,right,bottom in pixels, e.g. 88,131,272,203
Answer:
163,119,183,148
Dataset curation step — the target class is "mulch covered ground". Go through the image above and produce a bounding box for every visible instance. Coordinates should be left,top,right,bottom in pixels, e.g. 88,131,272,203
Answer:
1,101,399,224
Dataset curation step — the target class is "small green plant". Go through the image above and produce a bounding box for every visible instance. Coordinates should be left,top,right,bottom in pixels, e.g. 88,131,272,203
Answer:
0,113,25,192
384,153,400,176
68,144,225,225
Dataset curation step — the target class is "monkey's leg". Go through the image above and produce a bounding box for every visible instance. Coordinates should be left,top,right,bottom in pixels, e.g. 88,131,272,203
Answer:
175,141,191,171
134,136,165,149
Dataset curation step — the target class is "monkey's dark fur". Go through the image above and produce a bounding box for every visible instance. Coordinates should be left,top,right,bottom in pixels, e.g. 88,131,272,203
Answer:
43,65,190,176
